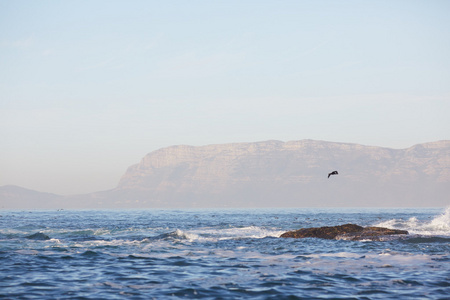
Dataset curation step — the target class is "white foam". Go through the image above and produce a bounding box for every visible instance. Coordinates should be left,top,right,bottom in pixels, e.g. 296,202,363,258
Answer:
305,252,362,259
373,207,450,236
158,226,284,244
188,226,284,241
427,207,450,232
173,229,201,242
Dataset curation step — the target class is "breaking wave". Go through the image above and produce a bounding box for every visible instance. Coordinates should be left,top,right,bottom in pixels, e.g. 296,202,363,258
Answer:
152,226,284,243
374,207,450,236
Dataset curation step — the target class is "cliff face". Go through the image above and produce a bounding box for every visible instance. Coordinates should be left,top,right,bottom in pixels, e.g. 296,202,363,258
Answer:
111,140,450,208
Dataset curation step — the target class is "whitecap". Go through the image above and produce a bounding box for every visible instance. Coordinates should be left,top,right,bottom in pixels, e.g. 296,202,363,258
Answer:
151,226,285,244
172,229,201,242
189,226,284,241
373,207,450,236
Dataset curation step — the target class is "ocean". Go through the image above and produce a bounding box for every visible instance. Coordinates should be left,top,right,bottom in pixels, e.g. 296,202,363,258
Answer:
1,207,449,299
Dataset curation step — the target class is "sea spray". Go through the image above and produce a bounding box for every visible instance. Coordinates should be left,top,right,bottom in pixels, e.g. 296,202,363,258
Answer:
374,206,450,236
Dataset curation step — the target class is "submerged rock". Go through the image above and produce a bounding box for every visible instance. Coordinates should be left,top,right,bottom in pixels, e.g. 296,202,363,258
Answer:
280,224,408,241
26,232,50,240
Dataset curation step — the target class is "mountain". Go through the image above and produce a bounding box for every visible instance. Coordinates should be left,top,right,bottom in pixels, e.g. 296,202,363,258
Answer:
101,139,450,208
1,140,449,209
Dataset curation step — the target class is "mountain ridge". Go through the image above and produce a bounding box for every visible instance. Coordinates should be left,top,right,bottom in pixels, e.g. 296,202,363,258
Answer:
1,140,449,209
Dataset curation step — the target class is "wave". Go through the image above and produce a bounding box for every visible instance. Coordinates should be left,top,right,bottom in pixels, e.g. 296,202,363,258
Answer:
190,226,284,240
373,207,450,236
147,229,202,242
149,226,284,243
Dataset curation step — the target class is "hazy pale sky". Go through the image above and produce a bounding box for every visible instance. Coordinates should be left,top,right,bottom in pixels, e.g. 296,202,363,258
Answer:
1,0,449,195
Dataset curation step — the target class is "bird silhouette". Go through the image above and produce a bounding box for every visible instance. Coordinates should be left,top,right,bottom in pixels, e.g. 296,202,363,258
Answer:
328,171,338,178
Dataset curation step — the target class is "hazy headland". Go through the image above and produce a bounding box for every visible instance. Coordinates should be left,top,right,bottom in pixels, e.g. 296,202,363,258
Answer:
1,139,448,209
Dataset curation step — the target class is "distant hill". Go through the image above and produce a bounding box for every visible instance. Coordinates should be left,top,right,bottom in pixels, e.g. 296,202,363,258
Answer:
1,140,449,209
0,185,63,209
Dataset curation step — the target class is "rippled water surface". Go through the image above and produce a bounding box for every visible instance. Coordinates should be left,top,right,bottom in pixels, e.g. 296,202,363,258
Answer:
1,208,449,299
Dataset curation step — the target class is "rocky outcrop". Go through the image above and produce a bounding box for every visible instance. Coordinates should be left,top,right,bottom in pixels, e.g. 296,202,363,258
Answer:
280,224,408,241
26,232,51,240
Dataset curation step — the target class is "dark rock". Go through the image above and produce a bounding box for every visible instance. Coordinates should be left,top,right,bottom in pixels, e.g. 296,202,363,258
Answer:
26,232,50,240
280,224,408,241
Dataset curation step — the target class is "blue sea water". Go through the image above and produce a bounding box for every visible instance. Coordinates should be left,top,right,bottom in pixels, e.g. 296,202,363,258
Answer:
0,207,449,299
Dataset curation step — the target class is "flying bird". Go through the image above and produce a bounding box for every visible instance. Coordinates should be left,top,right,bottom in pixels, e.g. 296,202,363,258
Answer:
328,171,338,178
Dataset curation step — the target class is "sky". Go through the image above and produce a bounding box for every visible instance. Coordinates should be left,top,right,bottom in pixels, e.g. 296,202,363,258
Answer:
1,0,449,195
